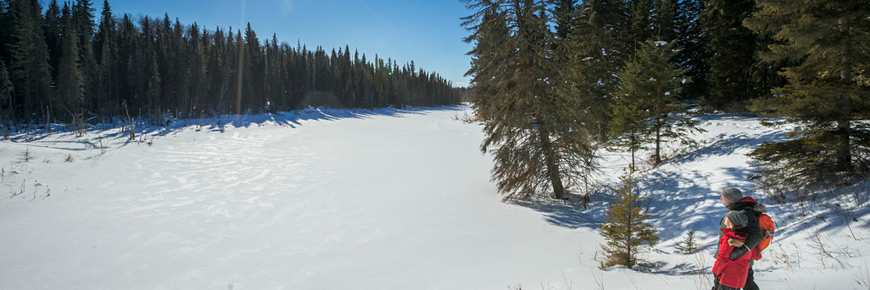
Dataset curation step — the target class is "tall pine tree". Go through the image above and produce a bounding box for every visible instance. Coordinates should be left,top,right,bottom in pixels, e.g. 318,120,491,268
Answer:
72,0,97,114
0,60,13,127
700,0,758,111
95,0,115,116
43,0,61,81
465,0,597,201
673,0,707,101
745,0,870,191
562,0,629,143
615,41,699,166
0,0,11,64
188,23,206,116
56,3,83,121
627,0,653,51
9,0,53,123
609,79,649,172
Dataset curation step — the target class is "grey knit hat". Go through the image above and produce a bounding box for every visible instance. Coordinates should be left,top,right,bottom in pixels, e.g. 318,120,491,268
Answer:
722,187,743,203
725,211,748,227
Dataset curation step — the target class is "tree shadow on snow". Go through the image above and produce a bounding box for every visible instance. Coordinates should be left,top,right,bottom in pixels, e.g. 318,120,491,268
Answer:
514,200,602,230
158,105,465,136
669,131,786,166
3,105,467,142
516,116,789,244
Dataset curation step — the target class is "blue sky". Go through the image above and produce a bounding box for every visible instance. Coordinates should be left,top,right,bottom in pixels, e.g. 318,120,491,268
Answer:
96,0,473,87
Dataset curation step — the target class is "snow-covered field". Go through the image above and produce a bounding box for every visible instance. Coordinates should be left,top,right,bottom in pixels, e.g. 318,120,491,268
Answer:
1,105,868,290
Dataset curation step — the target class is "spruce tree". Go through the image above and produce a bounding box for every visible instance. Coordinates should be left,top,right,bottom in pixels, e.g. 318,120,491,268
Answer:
462,0,509,123
609,70,650,172
675,230,697,254
116,13,134,112
244,23,263,111
0,0,11,63
140,16,160,115
171,18,189,116
0,60,13,124
72,0,97,114
95,0,115,116
551,0,575,42
614,41,699,166
43,0,61,81
673,0,707,101
93,0,111,63
563,0,629,143
599,170,659,269
188,23,206,116
744,0,870,191
10,0,53,123
73,0,94,45
650,0,678,43
234,29,244,114
56,3,82,121
207,27,228,116
340,44,354,107
155,14,172,114
700,0,758,111
627,0,652,51
464,0,597,201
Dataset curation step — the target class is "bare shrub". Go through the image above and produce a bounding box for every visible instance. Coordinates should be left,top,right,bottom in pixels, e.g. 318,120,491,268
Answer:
772,242,802,271
809,234,835,269
857,263,870,290
20,147,32,162
691,251,711,290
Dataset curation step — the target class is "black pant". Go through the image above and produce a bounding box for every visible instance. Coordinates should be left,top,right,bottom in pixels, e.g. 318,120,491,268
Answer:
743,267,759,290
712,267,759,290
712,281,739,290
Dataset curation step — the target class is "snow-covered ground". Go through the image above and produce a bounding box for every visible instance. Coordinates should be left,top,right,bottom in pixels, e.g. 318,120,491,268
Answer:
1,105,868,290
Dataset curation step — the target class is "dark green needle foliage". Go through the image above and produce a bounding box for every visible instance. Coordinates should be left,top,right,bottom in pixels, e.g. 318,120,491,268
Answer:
744,0,870,193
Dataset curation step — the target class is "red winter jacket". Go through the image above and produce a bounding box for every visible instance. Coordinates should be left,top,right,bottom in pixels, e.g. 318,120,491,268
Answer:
712,227,754,289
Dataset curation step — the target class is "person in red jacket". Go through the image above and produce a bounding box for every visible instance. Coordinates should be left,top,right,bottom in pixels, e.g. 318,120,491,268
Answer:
712,211,753,290
715,187,763,290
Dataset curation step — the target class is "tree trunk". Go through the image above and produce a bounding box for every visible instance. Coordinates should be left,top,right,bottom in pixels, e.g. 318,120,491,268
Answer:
8,96,15,135
655,84,664,166
626,203,633,267
599,122,608,145
45,104,51,134
654,119,662,166
836,119,852,172
537,114,566,200
629,130,637,172
836,17,853,173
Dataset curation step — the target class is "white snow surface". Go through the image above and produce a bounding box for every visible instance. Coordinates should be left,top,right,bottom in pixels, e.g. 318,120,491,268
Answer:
1,105,869,290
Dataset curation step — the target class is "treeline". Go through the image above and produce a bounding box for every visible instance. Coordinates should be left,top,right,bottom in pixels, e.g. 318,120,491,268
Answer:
0,0,462,129
463,0,870,201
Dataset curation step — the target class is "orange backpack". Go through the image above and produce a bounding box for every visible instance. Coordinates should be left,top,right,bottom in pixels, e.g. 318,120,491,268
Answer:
754,213,775,259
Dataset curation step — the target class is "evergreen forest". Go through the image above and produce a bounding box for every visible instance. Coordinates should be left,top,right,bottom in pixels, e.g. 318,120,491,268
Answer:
0,0,463,131
463,0,870,200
